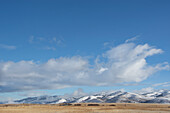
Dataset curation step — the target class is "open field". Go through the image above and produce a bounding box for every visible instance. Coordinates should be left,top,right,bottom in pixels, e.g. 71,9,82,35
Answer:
0,103,170,113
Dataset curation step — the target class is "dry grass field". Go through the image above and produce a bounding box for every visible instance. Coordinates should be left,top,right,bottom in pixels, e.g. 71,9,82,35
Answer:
0,103,170,113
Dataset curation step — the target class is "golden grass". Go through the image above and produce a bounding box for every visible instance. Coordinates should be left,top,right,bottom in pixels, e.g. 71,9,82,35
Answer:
0,103,170,113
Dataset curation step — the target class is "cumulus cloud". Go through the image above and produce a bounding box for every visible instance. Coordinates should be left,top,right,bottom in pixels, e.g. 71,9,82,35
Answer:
0,42,169,92
0,44,16,50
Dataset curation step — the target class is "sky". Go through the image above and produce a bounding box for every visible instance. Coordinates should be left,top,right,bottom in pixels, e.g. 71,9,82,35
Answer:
0,0,170,102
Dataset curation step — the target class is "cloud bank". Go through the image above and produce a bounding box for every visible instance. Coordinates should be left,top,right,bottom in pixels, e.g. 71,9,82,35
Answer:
0,42,169,92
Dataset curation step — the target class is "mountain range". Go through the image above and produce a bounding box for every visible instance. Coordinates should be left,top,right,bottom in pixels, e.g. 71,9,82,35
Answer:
1,89,170,104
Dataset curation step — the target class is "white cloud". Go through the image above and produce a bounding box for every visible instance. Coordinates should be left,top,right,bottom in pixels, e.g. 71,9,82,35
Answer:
103,43,166,83
98,67,108,74
0,44,16,50
0,42,169,92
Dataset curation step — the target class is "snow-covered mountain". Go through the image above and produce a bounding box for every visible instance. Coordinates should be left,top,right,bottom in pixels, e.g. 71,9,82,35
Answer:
1,89,170,104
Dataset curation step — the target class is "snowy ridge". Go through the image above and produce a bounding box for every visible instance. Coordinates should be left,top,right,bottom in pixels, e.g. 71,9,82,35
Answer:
1,89,170,104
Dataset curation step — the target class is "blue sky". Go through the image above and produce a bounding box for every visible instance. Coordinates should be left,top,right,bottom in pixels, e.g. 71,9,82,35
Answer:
0,0,170,101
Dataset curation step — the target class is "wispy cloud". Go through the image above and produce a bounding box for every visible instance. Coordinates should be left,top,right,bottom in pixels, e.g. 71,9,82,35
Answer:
51,37,65,47
28,36,46,44
103,42,109,47
28,36,34,43
28,36,65,50
152,82,170,87
125,35,140,43
44,46,56,51
0,41,169,92
0,44,16,50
